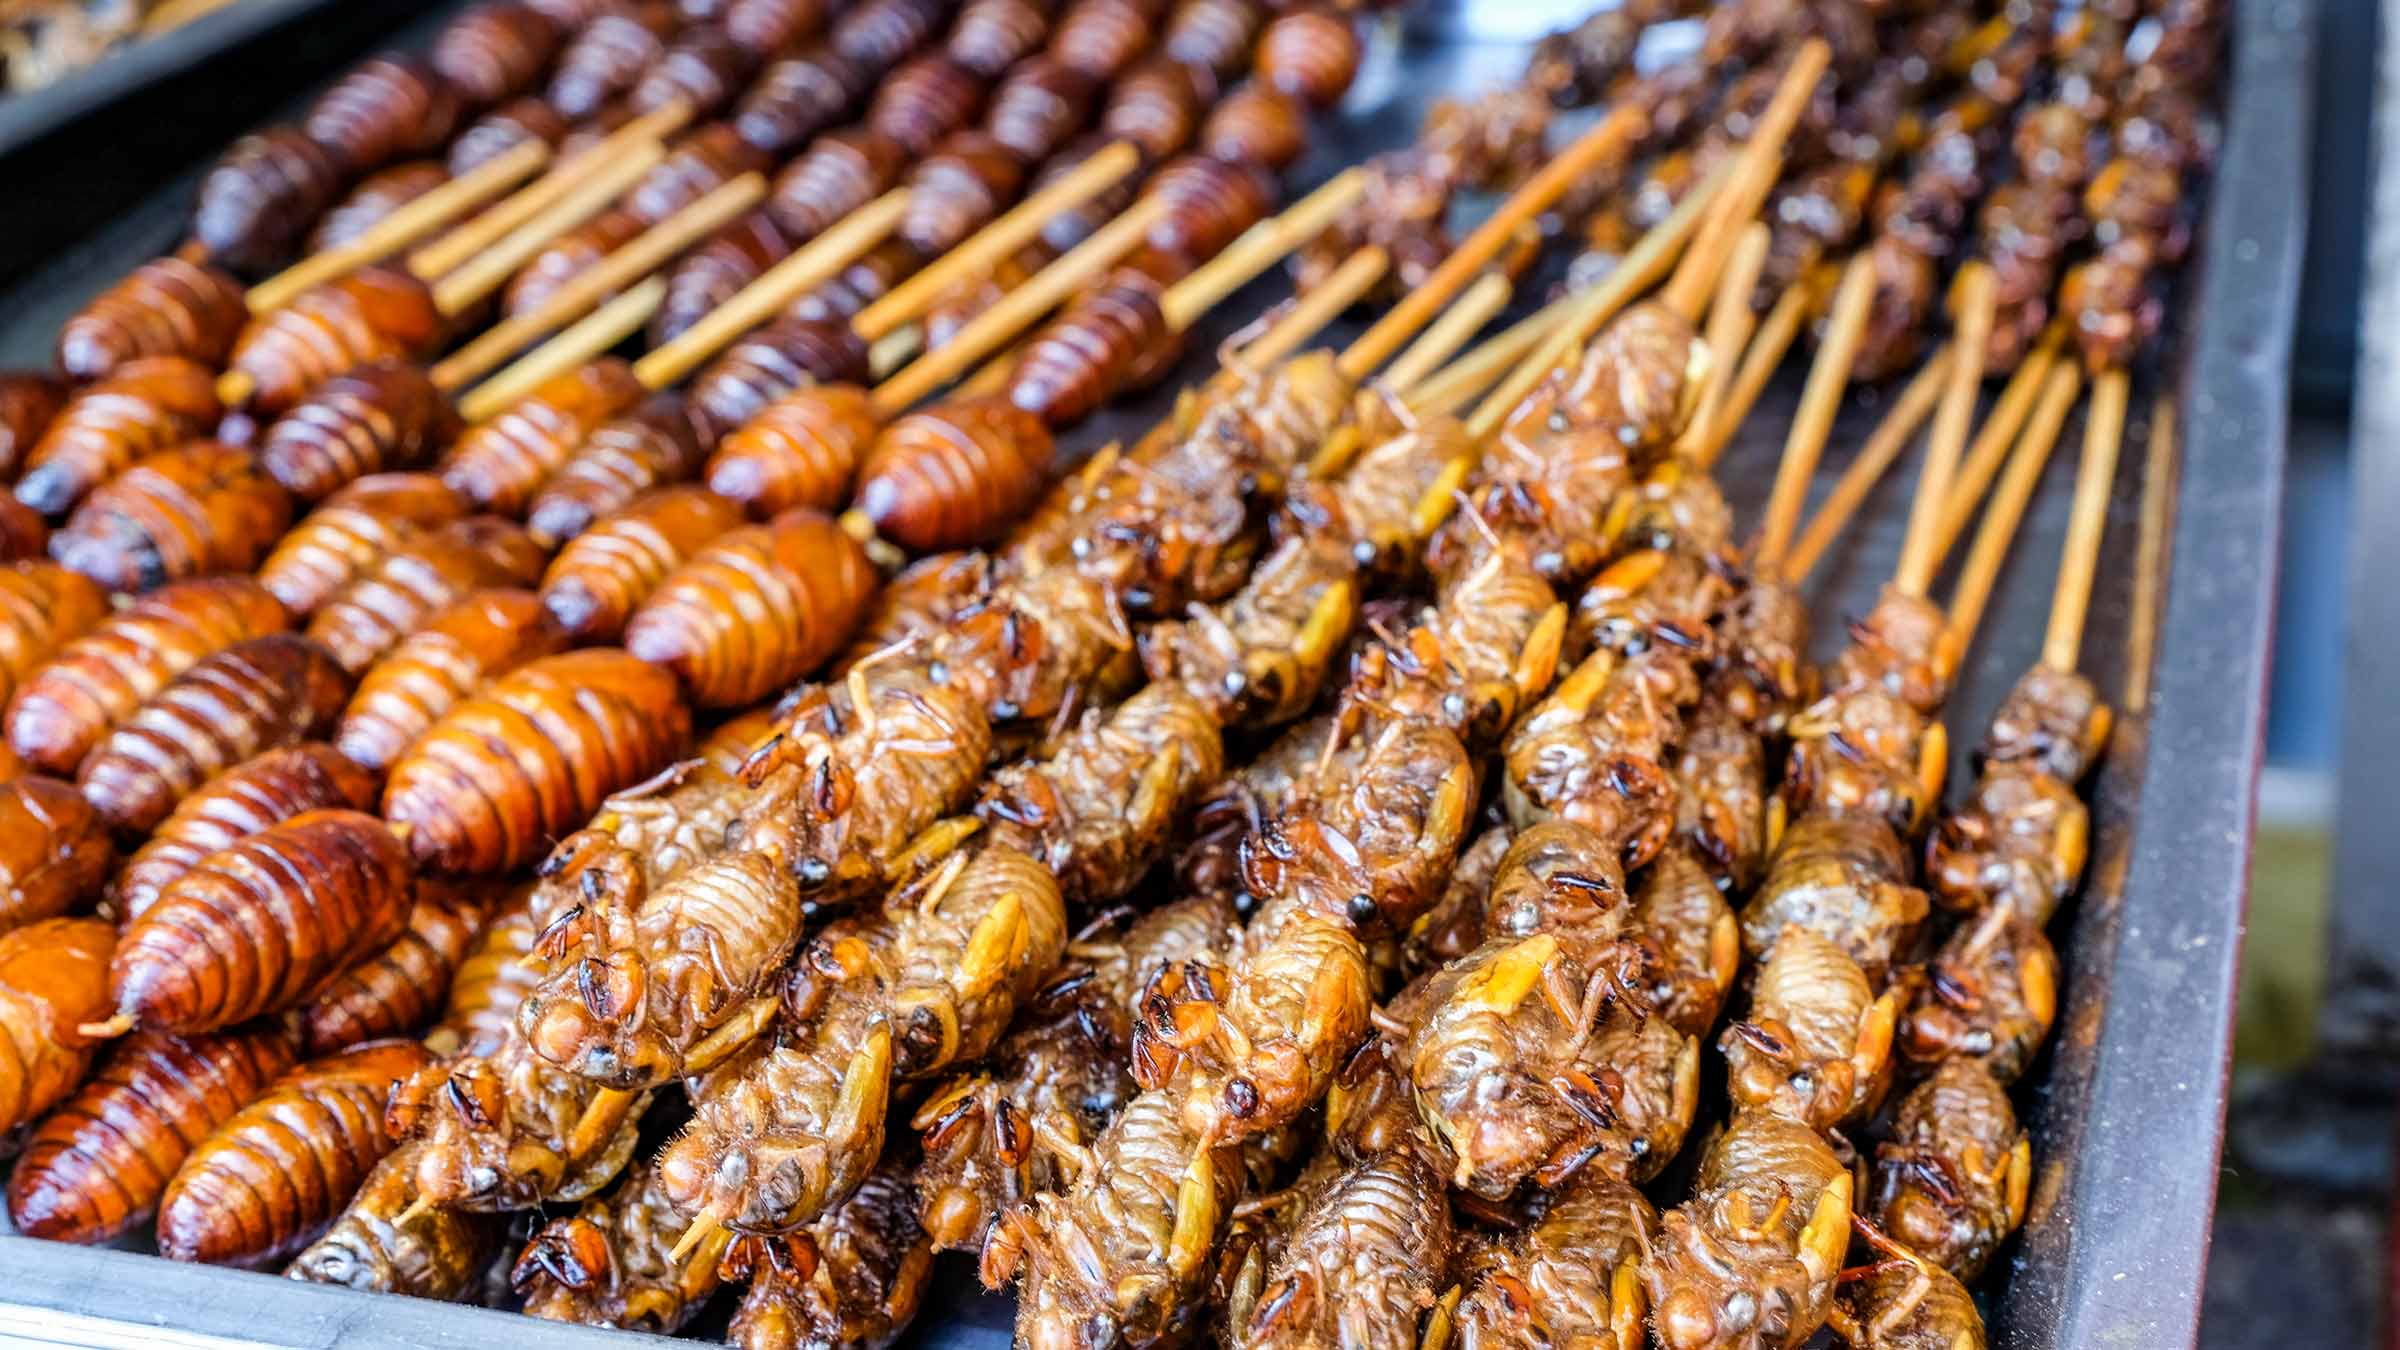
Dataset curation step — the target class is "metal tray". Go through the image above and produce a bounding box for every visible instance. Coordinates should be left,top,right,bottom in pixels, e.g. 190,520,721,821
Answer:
0,1,2311,1345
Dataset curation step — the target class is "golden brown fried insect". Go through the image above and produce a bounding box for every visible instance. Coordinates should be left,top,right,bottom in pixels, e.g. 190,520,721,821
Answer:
259,473,472,618
901,130,1031,255
1828,1220,1989,1350
538,488,742,645
307,163,452,255
286,1140,502,1298
705,383,877,519
155,1039,435,1267
384,648,692,874
624,508,878,708
300,882,493,1055
0,372,66,480
258,362,460,503
440,358,650,517
15,356,221,517
1202,86,1306,170
1868,1059,2029,1283
1895,904,2058,1085
109,742,376,925
948,0,1050,77
50,440,293,594
1500,647,1696,869
514,1157,730,1332
1739,813,1930,990
1047,0,1156,80
305,515,549,674
882,843,1070,1080
1635,843,1740,1041
57,257,248,380
687,316,874,444
1102,58,1207,163
1144,152,1277,263
626,126,772,227
5,1024,297,1245
76,634,351,835
1004,270,1176,427
304,56,462,173
1454,1175,1656,1350
656,211,798,346
101,808,414,1034
425,888,538,1058
1722,926,1898,1134
0,777,114,935
1242,1146,1454,1350
193,128,347,274
865,55,986,155
725,1164,935,1350
449,96,571,175
856,395,1054,553
1645,1110,1853,1350
333,588,569,775
504,208,648,319
0,917,117,1133
1256,6,1360,107
8,576,290,776
544,3,674,117
767,127,913,244
388,1032,654,1211
631,27,760,119
225,266,447,418
432,1,563,105
0,561,109,710
525,394,711,547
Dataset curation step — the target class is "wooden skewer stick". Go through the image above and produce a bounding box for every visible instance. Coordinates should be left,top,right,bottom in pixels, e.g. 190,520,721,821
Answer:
1930,326,2066,561
1464,155,1741,441
1946,362,2081,650
429,143,668,315
408,101,693,279
1692,278,1806,466
428,173,767,391
2042,366,2129,671
1892,261,1996,597
856,141,1145,337
248,140,550,313
1674,221,1772,463
1377,271,1512,395
457,279,669,421
1404,291,1574,414
1164,170,1369,333
1339,102,1650,382
1751,254,1878,575
2123,391,2176,714
1659,38,1832,320
869,195,1173,417
1779,344,1952,584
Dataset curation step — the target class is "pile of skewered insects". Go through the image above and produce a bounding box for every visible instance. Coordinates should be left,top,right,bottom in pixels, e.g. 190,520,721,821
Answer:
0,0,2224,1345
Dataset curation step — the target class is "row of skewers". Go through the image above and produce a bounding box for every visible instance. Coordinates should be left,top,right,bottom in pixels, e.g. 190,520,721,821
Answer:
0,0,2222,1345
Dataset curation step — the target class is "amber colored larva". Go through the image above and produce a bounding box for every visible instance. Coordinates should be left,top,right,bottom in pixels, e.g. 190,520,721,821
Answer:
623,508,877,707
6,576,290,776
333,587,570,776
13,356,221,518
537,486,747,644
382,649,692,874
0,777,115,936
154,1039,436,1268
257,472,473,619
221,266,447,419
99,808,415,1036
76,634,352,835
854,395,1054,553
304,515,548,675
5,1024,298,1245
110,743,379,925
0,560,110,710
702,383,877,519
523,392,711,548
257,362,461,503
299,882,493,1055
49,441,294,594
0,916,116,1134
56,257,249,382
439,359,651,518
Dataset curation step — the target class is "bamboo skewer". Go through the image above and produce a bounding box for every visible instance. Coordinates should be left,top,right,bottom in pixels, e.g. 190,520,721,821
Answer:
2124,393,2177,714
1658,39,1832,319
1674,221,1772,463
1779,345,1952,584
458,280,669,419
1694,278,1807,464
2043,367,2129,671
1403,291,1573,414
1378,272,1513,395
428,145,668,317
427,173,768,392
1750,254,1877,575
1893,261,1996,596
1931,326,2067,560
408,101,694,279
1165,171,1370,333
247,140,551,312
1946,362,2082,649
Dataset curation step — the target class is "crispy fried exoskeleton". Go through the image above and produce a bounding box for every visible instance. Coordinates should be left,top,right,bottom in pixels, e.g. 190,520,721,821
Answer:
653,923,895,1232
440,358,651,517
878,843,1071,1081
102,808,414,1034
383,648,692,874
50,440,294,593
7,575,290,776
1927,744,2099,927
76,634,352,835
1739,812,1930,989
155,1039,435,1268
1454,1176,1658,1350
1242,1147,1453,1350
515,1158,731,1332
1828,587,1958,718
1868,1059,2029,1282
299,882,492,1054
1404,822,1509,979
1779,685,1942,838
1645,1110,1853,1350
1501,644,1699,868
7,1024,296,1245
333,588,569,775
108,742,377,923
1722,926,1897,1134
1634,843,1740,1040
15,356,221,517
287,1141,501,1299
389,1030,653,1211
624,508,878,708
533,706,776,909
58,257,249,380
913,894,1237,1255
304,515,548,674
540,481,749,635
1896,903,2058,1084
258,473,472,618
0,917,115,1133
0,776,115,934
725,1164,935,1350
1828,1221,1989,1350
